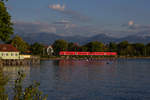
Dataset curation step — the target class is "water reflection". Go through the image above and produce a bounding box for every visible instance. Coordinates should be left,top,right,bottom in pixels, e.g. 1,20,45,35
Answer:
3,66,30,79
53,60,75,81
49,59,118,100
52,59,117,81
58,59,106,66
0,67,8,100
1,66,31,97
1,59,150,100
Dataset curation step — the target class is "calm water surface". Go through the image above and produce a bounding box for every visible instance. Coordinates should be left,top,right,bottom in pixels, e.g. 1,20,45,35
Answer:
3,58,150,100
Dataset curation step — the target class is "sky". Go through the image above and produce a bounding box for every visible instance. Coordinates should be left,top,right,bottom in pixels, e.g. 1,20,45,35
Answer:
6,0,150,37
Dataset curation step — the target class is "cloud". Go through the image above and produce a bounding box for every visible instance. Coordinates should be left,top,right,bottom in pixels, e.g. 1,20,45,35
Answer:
13,19,150,39
13,20,79,36
128,20,134,26
48,4,90,22
53,19,70,24
13,20,131,38
13,21,56,33
122,20,150,30
48,4,65,11
120,20,150,37
53,19,77,29
122,20,135,27
130,25,150,30
13,20,102,37
14,20,150,38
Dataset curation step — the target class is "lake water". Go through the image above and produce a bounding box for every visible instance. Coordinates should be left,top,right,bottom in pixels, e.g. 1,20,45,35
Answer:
2,58,150,100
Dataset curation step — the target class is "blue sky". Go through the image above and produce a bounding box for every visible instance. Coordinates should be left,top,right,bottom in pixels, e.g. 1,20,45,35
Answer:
7,0,150,37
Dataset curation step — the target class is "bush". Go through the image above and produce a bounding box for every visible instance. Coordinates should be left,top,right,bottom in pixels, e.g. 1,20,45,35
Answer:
0,70,47,100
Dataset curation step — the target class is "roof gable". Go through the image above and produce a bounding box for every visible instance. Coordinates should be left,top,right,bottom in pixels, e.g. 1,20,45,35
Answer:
0,44,19,52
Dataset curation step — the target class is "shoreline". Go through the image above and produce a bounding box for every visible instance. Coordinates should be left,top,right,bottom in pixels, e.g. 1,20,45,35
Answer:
40,56,150,60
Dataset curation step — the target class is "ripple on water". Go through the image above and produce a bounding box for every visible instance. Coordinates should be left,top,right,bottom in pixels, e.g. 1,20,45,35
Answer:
2,59,150,100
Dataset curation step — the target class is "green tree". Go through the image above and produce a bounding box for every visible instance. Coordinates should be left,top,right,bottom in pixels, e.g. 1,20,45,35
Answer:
11,35,29,53
0,70,47,100
108,42,117,52
68,42,81,51
127,44,135,56
30,42,44,55
133,43,145,56
52,40,68,55
81,46,88,52
0,1,13,42
118,41,129,56
146,43,150,56
84,41,104,52
13,71,47,100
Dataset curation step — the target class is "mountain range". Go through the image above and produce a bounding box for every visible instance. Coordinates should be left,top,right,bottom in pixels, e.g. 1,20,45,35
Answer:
15,32,150,45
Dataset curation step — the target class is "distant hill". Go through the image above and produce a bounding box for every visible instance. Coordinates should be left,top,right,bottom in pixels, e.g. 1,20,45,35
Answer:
118,35,150,43
15,32,150,45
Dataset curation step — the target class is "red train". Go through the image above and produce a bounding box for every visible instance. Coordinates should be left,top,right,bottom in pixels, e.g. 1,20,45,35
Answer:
59,51,117,56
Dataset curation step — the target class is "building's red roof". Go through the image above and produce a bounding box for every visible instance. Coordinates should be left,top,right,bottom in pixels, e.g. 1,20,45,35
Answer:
0,44,19,52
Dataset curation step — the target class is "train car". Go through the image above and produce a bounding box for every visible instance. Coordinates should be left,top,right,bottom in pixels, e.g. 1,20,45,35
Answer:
59,51,117,56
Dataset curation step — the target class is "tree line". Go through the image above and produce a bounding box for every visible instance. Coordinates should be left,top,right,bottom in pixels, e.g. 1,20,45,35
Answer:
52,40,150,57
7,36,150,57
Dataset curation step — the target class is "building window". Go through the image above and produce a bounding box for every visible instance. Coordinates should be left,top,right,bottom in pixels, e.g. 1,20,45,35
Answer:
11,53,14,56
6,53,8,56
2,53,5,56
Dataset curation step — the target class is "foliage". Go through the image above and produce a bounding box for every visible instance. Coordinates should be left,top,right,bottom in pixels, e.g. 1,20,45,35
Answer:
7,36,150,57
0,0,8,2
68,42,81,51
52,39,68,55
10,35,29,53
108,42,117,52
13,71,47,100
0,70,47,100
84,41,104,52
0,1,13,42
80,46,88,52
30,42,45,55
117,41,129,56
146,43,150,56
133,43,145,56
50,39,150,57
